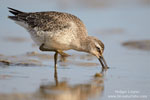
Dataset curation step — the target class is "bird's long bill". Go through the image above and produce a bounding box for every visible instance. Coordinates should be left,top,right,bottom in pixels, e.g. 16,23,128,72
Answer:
98,55,108,69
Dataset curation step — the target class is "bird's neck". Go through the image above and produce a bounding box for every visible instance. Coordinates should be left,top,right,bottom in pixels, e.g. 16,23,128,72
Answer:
73,36,91,53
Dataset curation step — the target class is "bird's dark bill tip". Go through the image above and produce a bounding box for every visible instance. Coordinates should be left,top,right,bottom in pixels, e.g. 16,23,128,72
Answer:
98,55,109,69
104,66,110,69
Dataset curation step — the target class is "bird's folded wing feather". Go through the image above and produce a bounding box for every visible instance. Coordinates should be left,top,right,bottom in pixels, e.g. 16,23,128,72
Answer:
9,9,71,32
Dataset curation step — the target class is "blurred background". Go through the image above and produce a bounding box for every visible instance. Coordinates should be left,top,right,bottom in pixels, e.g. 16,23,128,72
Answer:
0,0,150,55
0,0,150,100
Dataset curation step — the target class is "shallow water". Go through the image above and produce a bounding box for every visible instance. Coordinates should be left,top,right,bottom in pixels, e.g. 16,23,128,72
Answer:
0,0,150,100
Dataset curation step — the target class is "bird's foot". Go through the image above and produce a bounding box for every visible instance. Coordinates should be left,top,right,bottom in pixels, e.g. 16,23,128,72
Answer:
57,50,70,57
57,50,70,62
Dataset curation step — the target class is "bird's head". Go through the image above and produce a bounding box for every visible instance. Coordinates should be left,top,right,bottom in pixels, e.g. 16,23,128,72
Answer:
86,36,108,69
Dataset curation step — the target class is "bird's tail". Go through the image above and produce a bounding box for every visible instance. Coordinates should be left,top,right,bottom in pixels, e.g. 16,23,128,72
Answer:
8,7,24,21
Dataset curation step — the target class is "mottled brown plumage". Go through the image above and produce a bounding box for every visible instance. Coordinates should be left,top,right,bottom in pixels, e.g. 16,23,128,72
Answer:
8,7,108,70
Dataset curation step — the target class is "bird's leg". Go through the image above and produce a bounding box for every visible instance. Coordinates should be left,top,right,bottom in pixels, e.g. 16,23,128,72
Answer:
54,51,58,85
54,51,58,71
54,64,58,86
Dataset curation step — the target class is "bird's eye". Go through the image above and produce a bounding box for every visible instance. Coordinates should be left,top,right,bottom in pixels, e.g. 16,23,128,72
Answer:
96,46,101,52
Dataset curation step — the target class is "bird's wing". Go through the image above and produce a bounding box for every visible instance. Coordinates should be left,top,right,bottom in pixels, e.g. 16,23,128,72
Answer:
8,7,71,32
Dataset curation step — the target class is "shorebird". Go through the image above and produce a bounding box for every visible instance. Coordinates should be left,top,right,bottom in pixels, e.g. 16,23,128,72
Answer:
8,7,109,70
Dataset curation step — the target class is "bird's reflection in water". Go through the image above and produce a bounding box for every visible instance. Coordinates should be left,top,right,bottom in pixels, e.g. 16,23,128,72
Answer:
36,69,106,100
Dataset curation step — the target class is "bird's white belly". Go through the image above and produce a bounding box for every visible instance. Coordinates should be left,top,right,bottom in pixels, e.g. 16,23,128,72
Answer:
29,29,76,50
44,31,75,50
29,30,45,46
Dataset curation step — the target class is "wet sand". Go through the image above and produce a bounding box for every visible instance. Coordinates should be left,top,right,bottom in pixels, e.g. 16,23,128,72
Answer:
122,40,150,51
0,0,150,100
